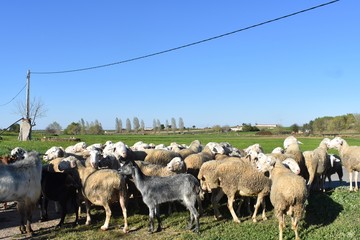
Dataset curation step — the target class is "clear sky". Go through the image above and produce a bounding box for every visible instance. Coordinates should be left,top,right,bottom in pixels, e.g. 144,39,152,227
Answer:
1,0,359,130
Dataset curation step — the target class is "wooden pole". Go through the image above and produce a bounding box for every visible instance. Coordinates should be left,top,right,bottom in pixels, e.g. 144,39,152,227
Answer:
26,70,30,119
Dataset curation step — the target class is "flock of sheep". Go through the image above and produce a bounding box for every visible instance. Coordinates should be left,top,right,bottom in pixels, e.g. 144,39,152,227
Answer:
0,136,359,240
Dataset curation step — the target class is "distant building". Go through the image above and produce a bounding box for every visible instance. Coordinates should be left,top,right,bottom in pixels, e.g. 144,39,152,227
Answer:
255,124,278,129
230,126,243,132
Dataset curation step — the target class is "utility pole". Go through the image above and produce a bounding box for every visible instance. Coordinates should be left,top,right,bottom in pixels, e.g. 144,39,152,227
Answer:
26,70,30,119
19,70,32,141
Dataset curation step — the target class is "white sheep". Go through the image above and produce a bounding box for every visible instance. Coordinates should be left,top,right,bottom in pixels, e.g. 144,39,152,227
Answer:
267,160,307,240
214,158,271,223
184,142,225,177
43,146,65,161
303,138,331,192
329,136,360,191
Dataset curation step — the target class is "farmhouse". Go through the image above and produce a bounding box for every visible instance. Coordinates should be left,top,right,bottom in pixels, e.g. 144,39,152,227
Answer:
255,124,278,129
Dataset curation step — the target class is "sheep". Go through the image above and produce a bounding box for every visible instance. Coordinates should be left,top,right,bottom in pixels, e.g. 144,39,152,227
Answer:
303,138,331,192
272,147,284,154
58,157,129,232
118,160,201,233
283,135,302,149
39,165,80,228
325,154,343,185
267,160,307,240
10,147,27,160
144,149,182,166
177,140,203,159
0,151,42,236
197,157,247,220
43,146,65,161
283,137,309,181
184,142,225,177
329,136,360,191
135,158,184,177
213,158,271,223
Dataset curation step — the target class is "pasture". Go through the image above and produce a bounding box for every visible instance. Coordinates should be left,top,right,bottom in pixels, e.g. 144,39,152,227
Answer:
1,132,360,239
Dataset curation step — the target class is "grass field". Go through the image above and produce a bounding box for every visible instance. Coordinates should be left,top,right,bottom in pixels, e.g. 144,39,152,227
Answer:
1,132,360,239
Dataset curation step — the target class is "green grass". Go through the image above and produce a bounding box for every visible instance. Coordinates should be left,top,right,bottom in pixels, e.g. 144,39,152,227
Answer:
2,132,360,239
9,187,360,240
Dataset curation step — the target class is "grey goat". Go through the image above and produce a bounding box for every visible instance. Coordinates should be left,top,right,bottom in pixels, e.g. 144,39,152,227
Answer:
118,160,200,233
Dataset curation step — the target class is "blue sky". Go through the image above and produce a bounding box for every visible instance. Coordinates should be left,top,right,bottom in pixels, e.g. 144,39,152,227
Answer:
1,0,359,130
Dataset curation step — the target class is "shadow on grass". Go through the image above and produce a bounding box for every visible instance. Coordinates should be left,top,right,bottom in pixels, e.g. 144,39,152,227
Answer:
304,190,343,228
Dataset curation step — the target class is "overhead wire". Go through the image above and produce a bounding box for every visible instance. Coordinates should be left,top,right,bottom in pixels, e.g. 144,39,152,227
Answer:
0,84,27,107
31,0,339,75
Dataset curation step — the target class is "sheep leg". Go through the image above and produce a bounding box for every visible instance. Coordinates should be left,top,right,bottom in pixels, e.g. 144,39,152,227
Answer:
17,203,27,234
211,189,224,220
155,205,162,232
72,195,79,226
227,194,240,223
291,216,300,240
277,214,284,240
56,200,67,228
187,205,199,233
235,197,244,217
84,199,92,225
119,192,129,233
251,195,268,221
40,197,49,221
354,171,359,191
349,171,354,191
101,203,112,230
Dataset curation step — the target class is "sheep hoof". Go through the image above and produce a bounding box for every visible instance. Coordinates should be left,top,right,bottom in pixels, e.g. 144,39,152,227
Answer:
122,226,129,233
252,218,257,223
85,220,91,226
233,219,241,223
100,225,108,231
214,215,223,220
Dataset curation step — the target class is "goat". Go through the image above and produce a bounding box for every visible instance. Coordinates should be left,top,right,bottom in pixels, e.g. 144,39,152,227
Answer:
0,151,42,236
118,160,201,233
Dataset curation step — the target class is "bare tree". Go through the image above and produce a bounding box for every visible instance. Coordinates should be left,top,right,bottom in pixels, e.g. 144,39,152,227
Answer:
171,117,177,133
140,119,145,134
115,117,123,133
178,117,184,133
133,117,140,132
14,97,47,127
15,97,47,141
126,118,132,133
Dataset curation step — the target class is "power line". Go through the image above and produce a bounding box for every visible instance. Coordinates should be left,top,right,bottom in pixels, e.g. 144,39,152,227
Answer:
32,0,339,75
0,84,27,107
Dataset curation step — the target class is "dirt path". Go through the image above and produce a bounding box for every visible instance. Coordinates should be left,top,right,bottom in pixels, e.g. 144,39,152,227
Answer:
0,201,67,240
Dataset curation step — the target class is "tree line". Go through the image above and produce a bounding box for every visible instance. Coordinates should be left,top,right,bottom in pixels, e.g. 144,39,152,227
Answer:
43,117,186,135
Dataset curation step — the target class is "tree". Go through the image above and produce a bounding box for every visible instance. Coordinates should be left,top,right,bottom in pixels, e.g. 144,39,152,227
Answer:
291,124,299,133
9,123,20,133
178,117,184,133
126,118,131,133
79,118,86,134
46,121,62,134
212,125,222,132
88,120,104,135
153,119,157,133
353,113,360,132
15,97,47,140
156,119,161,131
115,117,122,133
140,120,145,134
64,122,81,135
171,118,177,133
133,117,140,132
165,120,169,133
329,116,346,134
